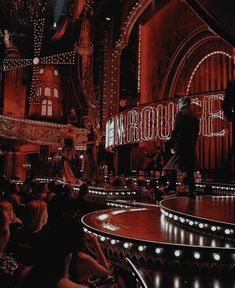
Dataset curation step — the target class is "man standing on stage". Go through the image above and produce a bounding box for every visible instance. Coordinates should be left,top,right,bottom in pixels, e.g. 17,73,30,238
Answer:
164,96,199,197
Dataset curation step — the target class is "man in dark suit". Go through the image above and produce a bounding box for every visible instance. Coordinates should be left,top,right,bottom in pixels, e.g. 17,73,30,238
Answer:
223,79,235,177
164,96,199,197
223,79,235,122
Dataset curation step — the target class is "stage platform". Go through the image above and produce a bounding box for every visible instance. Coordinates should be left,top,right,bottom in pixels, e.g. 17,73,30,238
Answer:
82,196,235,275
160,196,235,240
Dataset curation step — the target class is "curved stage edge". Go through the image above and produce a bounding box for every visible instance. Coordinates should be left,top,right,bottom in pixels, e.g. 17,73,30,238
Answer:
82,196,235,272
160,196,235,240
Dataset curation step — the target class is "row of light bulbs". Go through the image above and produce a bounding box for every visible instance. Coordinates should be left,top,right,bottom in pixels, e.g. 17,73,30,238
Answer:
160,208,234,238
83,227,234,263
186,51,232,95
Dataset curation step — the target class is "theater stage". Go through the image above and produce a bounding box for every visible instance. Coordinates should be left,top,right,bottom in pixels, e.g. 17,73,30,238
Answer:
82,196,235,287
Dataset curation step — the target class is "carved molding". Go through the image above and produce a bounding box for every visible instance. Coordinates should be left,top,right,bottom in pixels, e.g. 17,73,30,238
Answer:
0,115,88,146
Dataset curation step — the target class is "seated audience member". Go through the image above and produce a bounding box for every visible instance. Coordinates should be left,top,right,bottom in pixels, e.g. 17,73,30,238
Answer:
46,181,57,202
75,233,111,283
0,208,29,288
0,201,22,234
22,210,105,288
36,183,49,201
21,179,40,203
13,200,48,265
23,200,48,234
4,182,22,203
137,177,152,202
125,178,135,187
21,249,87,288
107,176,114,185
3,183,24,225
112,175,125,187
56,210,111,285
46,183,78,229
75,183,90,216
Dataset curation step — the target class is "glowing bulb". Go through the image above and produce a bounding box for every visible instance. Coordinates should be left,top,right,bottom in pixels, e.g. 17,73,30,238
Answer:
194,252,200,259
155,248,162,254
213,253,220,261
225,229,231,235
33,57,40,65
124,242,129,248
174,250,181,257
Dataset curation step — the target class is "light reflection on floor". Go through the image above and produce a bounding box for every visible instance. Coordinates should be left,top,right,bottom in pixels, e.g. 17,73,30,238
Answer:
145,271,235,288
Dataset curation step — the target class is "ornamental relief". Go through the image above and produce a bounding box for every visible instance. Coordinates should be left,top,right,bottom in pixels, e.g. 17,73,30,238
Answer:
0,115,88,146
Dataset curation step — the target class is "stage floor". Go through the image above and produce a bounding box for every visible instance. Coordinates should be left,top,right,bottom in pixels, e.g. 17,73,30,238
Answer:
83,196,235,286
161,196,235,225
83,204,234,248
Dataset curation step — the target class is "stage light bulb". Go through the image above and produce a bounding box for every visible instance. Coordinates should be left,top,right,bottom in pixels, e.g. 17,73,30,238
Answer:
174,250,181,257
194,252,200,259
225,229,231,235
180,218,185,223
124,242,129,248
155,248,161,254
111,239,116,245
213,253,220,261
100,236,105,242
138,245,144,252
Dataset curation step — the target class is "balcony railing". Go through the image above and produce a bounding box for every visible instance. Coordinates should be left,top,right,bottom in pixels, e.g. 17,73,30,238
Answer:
0,115,88,147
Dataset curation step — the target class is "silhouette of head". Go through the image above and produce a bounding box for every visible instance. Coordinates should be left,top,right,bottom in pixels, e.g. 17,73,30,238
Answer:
178,96,190,110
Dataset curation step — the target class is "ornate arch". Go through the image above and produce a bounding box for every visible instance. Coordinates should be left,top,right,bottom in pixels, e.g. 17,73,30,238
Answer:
159,25,220,98
103,0,151,122
186,51,232,95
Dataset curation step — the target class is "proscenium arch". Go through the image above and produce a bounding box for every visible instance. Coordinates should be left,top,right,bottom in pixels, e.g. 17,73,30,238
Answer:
106,0,151,118
115,0,152,50
159,26,221,99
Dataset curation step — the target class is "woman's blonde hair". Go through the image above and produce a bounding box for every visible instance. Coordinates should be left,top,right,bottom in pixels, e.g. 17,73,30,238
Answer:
24,200,47,232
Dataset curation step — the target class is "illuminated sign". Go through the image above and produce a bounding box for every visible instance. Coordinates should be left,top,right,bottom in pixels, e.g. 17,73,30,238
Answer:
105,94,226,149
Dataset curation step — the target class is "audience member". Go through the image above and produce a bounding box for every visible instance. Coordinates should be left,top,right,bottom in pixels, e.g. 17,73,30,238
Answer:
0,207,29,288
